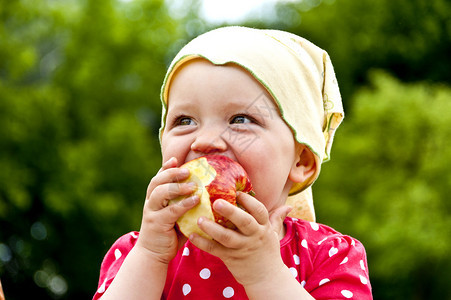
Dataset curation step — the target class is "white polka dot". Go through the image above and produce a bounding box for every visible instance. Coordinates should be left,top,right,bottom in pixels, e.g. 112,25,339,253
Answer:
199,268,211,279
291,217,299,222
301,280,306,287
289,267,298,278
97,279,106,294
351,239,356,246
182,284,191,295
223,287,234,298
360,275,368,285
293,254,300,265
340,257,348,265
301,239,308,249
360,260,366,271
329,247,338,257
319,278,330,286
310,222,319,231
182,247,190,256
130,232,138,239
114,249,122,260
318,237,327,245
341,290,353,298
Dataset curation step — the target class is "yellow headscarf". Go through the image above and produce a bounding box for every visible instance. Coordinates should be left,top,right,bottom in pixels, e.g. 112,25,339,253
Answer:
160,26,344,222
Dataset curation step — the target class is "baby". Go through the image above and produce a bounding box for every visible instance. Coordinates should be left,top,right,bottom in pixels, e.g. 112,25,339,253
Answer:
93,26,372,299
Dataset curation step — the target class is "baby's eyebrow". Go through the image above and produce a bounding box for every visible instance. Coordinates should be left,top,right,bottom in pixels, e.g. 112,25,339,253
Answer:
240,94,279,113
218,98,257,110
166,102,196,112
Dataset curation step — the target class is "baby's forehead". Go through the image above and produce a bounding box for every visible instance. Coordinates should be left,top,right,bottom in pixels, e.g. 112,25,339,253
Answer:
167,89,282,119
167,59,282,116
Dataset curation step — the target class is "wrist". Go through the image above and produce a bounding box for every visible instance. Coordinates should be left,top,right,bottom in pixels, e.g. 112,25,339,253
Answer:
133,241,173,267
244,264,313,300
245,263,284,287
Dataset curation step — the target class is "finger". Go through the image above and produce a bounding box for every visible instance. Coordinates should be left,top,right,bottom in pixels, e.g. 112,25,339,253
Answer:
158,157,178,173
161,195,200,224
189,231,227,257
146,181,197,211
146,167,190,200
269,205,292,236
196,215,244,248
212,199,257,236
236,192,269,225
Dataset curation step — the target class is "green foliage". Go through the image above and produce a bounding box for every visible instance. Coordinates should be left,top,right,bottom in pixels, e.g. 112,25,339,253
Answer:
1,0,182,298
314,72,451,299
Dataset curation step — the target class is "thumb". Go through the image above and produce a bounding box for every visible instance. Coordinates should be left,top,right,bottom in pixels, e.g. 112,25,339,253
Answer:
269,205,292,235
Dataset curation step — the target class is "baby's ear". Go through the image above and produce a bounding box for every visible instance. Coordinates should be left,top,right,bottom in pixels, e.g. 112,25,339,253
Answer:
289,144,317,184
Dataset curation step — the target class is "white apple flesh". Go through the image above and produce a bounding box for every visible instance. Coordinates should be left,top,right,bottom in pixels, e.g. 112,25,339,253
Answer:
170,155,253,239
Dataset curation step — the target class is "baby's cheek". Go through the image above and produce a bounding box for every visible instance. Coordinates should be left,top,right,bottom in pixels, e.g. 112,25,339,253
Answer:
161,138,179,161
254,174,289,209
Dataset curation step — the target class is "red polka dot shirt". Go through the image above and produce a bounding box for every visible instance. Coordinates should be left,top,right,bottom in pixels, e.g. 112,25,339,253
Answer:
93,217,372,299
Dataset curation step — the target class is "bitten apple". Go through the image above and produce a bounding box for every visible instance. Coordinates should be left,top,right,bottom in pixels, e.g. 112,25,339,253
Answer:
170,155,253,239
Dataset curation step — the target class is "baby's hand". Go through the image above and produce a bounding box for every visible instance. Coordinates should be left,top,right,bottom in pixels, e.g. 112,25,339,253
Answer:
136,157,199,265
189,192,291,287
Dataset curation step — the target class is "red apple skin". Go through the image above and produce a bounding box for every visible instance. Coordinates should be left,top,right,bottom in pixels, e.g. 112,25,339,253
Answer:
203,155,253,229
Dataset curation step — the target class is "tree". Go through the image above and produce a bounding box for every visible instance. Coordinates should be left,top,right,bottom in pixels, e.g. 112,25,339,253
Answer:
314,71,451,299
0,0,183,298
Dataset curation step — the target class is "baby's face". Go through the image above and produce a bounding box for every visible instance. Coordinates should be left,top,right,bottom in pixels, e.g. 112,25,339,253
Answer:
161,59,299,212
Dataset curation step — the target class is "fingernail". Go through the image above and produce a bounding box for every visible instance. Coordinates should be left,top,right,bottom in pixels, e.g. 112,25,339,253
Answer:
187,181,196,187
214,199,224,210
198,217,204,225
180,168,190,176
186,182,197,192
188,195,199,206
181,195,196,207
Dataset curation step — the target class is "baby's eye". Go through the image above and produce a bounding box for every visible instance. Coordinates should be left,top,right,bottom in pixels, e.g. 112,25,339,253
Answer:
230,115,252,124
175,116,196,126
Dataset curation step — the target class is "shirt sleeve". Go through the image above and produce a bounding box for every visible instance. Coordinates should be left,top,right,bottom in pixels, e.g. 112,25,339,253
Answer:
92,232,138,300
305,233,372,300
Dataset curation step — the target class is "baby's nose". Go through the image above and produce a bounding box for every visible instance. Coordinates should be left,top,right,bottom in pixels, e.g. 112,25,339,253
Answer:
191,127,227,154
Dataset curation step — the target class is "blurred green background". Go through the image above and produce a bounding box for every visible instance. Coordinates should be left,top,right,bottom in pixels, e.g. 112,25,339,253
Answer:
1,0,450,299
